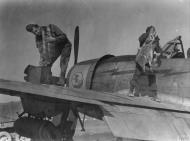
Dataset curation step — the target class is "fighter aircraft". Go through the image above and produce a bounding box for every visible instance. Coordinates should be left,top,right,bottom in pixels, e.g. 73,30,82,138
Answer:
0,26,190,141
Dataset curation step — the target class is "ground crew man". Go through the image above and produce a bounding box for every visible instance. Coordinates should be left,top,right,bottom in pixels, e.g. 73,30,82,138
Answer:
129,26,161,101
26,24,72,86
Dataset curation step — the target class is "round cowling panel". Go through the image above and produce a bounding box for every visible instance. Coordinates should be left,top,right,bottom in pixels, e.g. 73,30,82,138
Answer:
67,55,114,89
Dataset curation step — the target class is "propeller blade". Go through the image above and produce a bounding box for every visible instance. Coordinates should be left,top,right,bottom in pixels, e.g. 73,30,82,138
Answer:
74,26,79,64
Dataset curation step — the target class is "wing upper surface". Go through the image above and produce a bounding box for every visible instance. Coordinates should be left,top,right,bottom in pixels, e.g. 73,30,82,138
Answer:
0,79,190,113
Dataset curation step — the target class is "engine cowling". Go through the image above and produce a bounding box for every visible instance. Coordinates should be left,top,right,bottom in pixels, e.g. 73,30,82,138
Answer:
67,54,136,92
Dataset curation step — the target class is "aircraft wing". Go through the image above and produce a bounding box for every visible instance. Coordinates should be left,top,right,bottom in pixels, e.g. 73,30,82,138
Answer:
0,79,190,140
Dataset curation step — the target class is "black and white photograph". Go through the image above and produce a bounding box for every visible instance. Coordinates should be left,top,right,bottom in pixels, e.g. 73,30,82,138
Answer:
0,0,190,140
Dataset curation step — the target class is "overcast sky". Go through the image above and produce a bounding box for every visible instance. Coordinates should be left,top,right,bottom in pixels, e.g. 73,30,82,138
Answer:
0,0,189,102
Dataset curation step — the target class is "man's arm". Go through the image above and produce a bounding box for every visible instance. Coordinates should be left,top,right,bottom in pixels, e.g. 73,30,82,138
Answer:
154,36,162,53
49,24,67,42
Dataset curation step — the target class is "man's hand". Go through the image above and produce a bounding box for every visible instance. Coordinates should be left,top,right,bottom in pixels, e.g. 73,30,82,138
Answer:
45,36,56,43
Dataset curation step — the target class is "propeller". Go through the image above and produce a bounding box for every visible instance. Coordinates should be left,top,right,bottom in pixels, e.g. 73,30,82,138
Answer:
74,26,79,64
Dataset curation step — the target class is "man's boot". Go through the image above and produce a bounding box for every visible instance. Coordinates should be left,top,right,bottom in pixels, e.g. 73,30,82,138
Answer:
57,78,66,86
150,90,160,102
128,90,134,97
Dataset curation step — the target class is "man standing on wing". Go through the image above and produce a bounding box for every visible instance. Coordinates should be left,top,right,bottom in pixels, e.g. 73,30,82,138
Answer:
129,26,162,101
26,24,72,86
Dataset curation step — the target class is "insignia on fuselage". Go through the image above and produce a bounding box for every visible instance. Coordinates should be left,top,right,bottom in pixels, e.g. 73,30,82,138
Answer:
71,72,83,88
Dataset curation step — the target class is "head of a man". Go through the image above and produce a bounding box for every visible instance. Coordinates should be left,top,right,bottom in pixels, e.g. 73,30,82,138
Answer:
26,24,41,35
146,25,157,37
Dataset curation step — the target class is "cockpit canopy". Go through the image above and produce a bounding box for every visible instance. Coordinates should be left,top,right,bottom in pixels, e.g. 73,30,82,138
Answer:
161,36,185,59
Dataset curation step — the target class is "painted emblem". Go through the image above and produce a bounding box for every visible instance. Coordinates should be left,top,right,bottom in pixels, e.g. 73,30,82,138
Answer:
71,72,83,88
